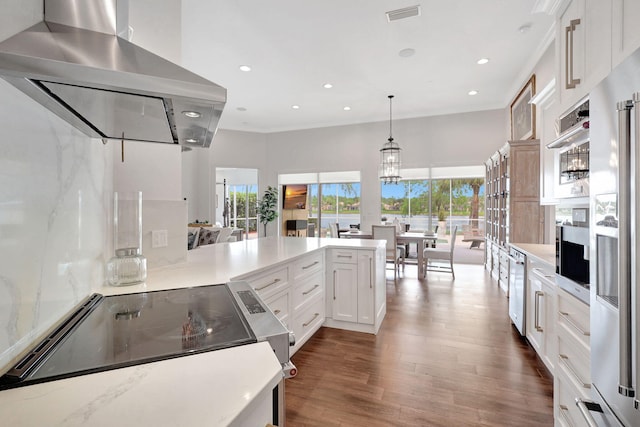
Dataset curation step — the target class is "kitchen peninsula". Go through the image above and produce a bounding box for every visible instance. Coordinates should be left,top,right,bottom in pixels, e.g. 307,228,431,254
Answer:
0,237,385,426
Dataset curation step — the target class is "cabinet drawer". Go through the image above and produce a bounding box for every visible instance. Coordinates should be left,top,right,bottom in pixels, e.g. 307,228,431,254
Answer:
292,271,323,313
292,251,323,280
243,266,289,300
556,366,591,427
264,289,289,326
557,328,591,393
292,293,325,348
557,288,590,349
330,248,358,264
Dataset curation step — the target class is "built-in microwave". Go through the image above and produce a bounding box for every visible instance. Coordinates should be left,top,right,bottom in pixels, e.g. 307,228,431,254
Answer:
547,97,590,199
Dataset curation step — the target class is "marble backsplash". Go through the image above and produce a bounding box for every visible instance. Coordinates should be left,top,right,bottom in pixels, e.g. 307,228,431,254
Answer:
0,79,112,373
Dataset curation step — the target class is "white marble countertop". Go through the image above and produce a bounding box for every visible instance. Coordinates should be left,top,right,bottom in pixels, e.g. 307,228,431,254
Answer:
1,237,384,426
509,243,555,268
100,236,384,296
0,342,281,427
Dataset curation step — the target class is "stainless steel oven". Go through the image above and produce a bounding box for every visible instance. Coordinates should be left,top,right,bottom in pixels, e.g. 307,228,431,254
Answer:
0,281,296,425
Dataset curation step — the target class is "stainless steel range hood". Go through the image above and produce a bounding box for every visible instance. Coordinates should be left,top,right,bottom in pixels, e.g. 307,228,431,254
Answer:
0,0,226,148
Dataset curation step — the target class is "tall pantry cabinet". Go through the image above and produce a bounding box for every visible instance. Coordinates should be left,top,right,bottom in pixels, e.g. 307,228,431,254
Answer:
485,140,543,293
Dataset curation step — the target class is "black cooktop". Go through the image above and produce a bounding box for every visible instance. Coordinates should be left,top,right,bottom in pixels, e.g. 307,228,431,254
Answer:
0,284,256,390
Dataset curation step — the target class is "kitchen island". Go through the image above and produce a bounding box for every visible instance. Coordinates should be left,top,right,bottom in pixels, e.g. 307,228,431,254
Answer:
0,237,386,426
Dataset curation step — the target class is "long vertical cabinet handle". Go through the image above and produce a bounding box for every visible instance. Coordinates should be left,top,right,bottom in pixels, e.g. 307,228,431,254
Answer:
634,93,640,410
333,270,337,300
617,100,634,398
565,19,581,89
369,257,373,288
534,290,544,332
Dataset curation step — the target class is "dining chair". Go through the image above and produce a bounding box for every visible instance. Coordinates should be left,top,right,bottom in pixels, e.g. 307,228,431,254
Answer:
329,222,340,238
372,225,405,281
215,227,234,243
423,226,458,279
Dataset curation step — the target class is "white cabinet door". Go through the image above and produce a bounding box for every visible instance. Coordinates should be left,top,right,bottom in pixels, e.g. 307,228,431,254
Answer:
558,0,585,109
357,251,374,325
527,271,545,354
612,0,640,68
331,263,358,322
584,0,612,90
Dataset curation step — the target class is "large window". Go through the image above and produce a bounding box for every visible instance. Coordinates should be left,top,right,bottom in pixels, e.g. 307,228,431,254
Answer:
280,171,361,237
380,167,485,234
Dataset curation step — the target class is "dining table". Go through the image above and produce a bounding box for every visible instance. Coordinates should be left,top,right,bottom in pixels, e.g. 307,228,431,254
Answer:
340,230,437,277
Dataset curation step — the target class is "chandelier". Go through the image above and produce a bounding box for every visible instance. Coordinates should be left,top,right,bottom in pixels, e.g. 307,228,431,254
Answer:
379,95,402,184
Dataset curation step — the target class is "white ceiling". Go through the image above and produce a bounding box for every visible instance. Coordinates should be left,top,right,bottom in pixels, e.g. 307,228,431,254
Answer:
181,1,555,133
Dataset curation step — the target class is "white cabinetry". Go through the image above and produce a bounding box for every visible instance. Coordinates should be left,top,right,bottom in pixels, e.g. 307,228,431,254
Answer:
325,247,386,334
612,0,640,68
330,251,358,322
554,288,591,427
235,251,325,355
526,264,557,373
557,0,612,112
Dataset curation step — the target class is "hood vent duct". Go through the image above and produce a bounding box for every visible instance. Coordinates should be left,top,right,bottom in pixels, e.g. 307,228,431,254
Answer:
0,0,226,148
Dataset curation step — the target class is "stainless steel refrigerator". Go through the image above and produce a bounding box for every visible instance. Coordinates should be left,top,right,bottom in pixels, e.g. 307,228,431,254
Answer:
586,48,640,427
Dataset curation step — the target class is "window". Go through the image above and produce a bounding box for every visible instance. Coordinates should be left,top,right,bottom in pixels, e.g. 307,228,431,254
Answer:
280,171,361,237
216,168,258,239
380,167,485,235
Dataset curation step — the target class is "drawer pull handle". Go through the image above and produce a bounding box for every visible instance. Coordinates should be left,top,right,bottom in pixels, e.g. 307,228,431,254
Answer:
559,311,590,336
302,284,320,295
559,354,590,389
303,313,320,327
534,290,544,332
337,254,353,258
274,309,281,315
256,278,281,291
302,261,319,269
558,405,572,426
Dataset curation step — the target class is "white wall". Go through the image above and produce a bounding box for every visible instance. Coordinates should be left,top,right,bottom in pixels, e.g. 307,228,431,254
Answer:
129,0,182,64
263,109,507,233
182,130,268,223
180,110,506,235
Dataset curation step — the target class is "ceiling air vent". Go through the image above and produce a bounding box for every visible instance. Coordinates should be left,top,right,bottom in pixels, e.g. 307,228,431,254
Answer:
386,5,421,22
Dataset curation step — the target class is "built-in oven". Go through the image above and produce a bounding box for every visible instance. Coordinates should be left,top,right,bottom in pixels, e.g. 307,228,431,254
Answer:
0,281,296,426
547,96,590,199
556,209,590,304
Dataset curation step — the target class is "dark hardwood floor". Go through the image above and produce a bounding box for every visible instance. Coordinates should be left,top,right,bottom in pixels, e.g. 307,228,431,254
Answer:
285,264,553,426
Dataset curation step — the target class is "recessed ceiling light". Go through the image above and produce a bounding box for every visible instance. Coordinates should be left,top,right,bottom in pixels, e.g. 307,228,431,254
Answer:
343,106,351,111
237,107,247,112
292,105,300,109
182,111,201,118
239,65,252,72
185,138,198,143
468,90,479,96
399,48,415,58
477,58,489,65
323,83,333,89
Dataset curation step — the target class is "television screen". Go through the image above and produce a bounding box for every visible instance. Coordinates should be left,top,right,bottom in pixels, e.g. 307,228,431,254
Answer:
283,184,307,209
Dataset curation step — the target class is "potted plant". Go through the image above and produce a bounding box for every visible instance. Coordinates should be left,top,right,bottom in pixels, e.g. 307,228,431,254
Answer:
257,186,278,237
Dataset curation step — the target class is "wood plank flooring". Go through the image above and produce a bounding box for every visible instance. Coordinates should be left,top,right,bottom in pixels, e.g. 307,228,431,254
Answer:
285,264,553,426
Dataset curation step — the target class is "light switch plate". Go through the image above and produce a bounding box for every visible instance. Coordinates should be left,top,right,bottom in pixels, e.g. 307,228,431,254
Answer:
152,230,168,248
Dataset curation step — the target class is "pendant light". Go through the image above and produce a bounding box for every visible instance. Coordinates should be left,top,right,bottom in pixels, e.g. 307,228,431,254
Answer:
379,95,402,184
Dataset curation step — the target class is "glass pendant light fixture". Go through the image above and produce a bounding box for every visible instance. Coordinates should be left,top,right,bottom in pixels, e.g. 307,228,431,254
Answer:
379,95,402,184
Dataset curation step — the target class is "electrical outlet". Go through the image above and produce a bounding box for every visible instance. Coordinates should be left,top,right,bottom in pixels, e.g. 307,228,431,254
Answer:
152,230,168,248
